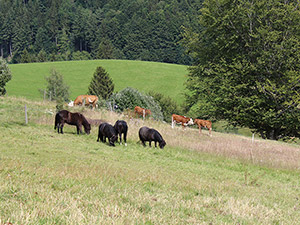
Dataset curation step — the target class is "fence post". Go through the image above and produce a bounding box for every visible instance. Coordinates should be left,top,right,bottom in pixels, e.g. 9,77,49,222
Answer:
25,104,28,124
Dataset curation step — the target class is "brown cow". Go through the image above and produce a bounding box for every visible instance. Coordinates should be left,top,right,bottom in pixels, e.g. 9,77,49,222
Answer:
194,119,212,136
69,95,98,110
171,114,193,129
134,106,152,119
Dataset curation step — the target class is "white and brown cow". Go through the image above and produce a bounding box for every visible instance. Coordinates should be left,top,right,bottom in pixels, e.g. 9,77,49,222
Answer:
171,114,194,129
194,119,212,137
68,95,98,110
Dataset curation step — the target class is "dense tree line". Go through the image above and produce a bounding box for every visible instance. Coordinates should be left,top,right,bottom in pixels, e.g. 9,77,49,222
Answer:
0,0,202,64
183,0,300,140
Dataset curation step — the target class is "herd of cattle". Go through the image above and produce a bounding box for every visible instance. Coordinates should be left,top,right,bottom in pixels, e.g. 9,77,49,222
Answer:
57,95,212,148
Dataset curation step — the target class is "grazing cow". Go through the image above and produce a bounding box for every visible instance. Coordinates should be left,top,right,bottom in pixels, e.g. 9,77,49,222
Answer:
194,119,212,136
138,126,166,149
69,95,98,109
171,114,194,129
97,123,118,146
134,106,152,119
54,110,91,134
114,120,128,146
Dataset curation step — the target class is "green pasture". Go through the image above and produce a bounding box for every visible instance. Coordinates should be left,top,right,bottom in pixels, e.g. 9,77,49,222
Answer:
6,60,187,103
0,96,300,224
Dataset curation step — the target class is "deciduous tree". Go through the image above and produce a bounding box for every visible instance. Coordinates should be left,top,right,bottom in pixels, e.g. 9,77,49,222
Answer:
183,0,300,140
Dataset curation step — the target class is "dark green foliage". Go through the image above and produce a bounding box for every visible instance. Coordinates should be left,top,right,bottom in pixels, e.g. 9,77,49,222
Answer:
44,68,70,102
0,57,12,95
71,51,91,60
148,91,182,122
20,49,31,63
183,0,300,140
0,0,202,65
37,49,47,62
88,66,114,100
97,39,114,59
109,87,163,121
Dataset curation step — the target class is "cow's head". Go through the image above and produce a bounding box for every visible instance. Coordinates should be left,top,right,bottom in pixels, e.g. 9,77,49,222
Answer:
188,118,194,125
68,100,74,107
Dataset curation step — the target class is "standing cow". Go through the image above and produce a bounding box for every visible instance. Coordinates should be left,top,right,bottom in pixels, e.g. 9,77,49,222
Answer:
171,114,193,129
138,126,166,149
194,119,212,137
69,95,98,110
134,106,152,119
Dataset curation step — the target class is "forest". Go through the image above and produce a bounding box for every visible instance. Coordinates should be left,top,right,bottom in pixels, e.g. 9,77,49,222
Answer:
0,0,202,64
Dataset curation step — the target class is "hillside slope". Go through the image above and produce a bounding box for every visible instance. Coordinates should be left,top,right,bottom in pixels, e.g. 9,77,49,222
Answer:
6,60,187,103
0,96,300,224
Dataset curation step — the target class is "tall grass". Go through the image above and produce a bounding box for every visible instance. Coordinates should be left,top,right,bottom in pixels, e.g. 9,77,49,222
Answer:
1,96,300,224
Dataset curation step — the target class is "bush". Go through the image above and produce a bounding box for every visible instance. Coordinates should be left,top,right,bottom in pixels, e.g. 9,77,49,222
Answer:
109,87,163,120
148,91,182,122
0,57,12,96
72,51,91,60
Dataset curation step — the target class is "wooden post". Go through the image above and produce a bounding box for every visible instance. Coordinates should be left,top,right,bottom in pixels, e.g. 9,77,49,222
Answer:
25,104,28,124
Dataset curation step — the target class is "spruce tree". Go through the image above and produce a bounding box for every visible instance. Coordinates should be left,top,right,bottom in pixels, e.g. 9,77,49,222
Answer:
88,66,114,100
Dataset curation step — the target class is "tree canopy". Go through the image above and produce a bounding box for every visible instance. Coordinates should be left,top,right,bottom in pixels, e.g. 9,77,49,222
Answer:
183,0,300,140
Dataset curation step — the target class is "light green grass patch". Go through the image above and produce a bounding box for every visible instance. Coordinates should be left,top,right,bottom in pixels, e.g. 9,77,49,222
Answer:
6,60,188,103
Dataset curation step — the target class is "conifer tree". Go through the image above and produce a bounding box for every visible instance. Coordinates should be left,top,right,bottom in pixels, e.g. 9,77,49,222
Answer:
88,66,114,100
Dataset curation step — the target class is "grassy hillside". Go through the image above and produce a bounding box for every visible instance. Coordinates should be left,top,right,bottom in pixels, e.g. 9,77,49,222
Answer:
6,60,187,103
1,96,300,224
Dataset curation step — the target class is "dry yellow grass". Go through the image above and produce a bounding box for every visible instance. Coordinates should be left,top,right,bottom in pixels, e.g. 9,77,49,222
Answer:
81,108,300,170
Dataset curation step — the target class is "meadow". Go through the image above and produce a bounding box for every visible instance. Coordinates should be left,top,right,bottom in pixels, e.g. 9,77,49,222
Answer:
6,60,187,103
1,96,300,224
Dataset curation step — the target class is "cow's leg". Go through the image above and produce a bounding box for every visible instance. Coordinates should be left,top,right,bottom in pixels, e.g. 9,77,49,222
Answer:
209,128,212,137
199,126,202,135
149,141,151,147
155,141,157,148
171,117,174,128
141,141,146,147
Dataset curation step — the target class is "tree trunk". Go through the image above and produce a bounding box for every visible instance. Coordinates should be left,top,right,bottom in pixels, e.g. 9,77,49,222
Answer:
0,44,3,57
9,41,12,57
80,39,82,52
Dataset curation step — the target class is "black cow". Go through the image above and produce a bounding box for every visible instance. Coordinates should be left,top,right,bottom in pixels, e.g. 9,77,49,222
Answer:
138,126,166,149
114,120,128,146
97,123,118,146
